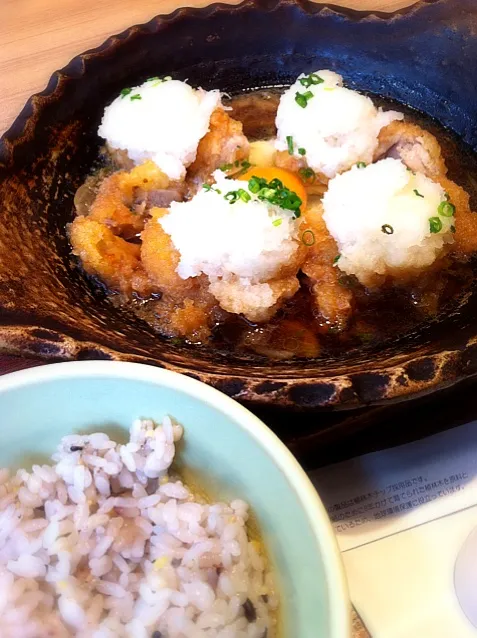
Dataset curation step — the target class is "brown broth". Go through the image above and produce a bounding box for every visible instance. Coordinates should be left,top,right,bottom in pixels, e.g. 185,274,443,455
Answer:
93,88,477,361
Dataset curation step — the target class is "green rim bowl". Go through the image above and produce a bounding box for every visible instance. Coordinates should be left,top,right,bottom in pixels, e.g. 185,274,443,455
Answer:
0,360,350,637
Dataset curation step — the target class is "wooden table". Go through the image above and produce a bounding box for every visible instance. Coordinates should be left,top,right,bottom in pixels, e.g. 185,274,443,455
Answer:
1,1,419,636
2,0,415,138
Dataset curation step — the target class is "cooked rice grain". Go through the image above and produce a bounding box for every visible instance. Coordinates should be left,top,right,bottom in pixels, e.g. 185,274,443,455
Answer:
0,418,278,637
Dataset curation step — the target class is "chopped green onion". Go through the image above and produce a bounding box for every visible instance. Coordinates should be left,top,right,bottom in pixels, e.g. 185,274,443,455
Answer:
221,160,252,178
148,75,171,84
286,136,294,155
203,183,221,194
288,195,302,212
295,91,314,108
309,73,323,84
257,187,276,200
381,224,394,235
225,191,239,204
299,167,316,183
298,148,306,156
247,175,302,218
451,224,456,233
232,160,252,177
130,94,142,101
223,188,251,204
299,73,324,88
429,216,442,233
438,201,455,217
272,218,283,227
333,254,341,264
413,189,424,198
356,162,366,169
237,188,251,202
302,230,315,246
248,176,266,193
267,178,282,190
120,88,132,98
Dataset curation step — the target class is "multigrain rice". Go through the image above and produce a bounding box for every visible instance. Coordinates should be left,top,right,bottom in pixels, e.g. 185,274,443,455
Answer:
0,417,278,637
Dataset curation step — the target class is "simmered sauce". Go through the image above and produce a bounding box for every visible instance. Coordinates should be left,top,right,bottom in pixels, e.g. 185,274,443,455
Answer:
92,88,477,361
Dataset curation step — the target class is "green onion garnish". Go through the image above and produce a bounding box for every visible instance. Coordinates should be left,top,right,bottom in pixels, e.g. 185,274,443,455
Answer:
120,88,132,98
299,73,324,88
130,94,142,101
257,187,276,200
223,188,252,204
302,230,315,246
247,175,302,218
356,162,366,169
438,201,455,217
225,191,239,204
299,167,316,183
148,76,172,87
272,218,283,227
237,188,251,202
414,189,424,198
295,91,314,108
232,160,252,177
429,217,442,233
286,136,294,155
267,178,282,190
333,254,341,264
381,224,394,235
309,73,323,85
203,184,221,194
221,160,252,178
298,148,306,156
248,176,266,194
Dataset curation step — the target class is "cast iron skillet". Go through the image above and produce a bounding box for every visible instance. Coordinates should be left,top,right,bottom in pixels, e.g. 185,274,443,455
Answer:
1,0,477,410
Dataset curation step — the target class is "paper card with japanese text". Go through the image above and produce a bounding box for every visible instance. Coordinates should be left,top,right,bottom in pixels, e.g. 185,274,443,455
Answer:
310,420,477,637
310,420,477,552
